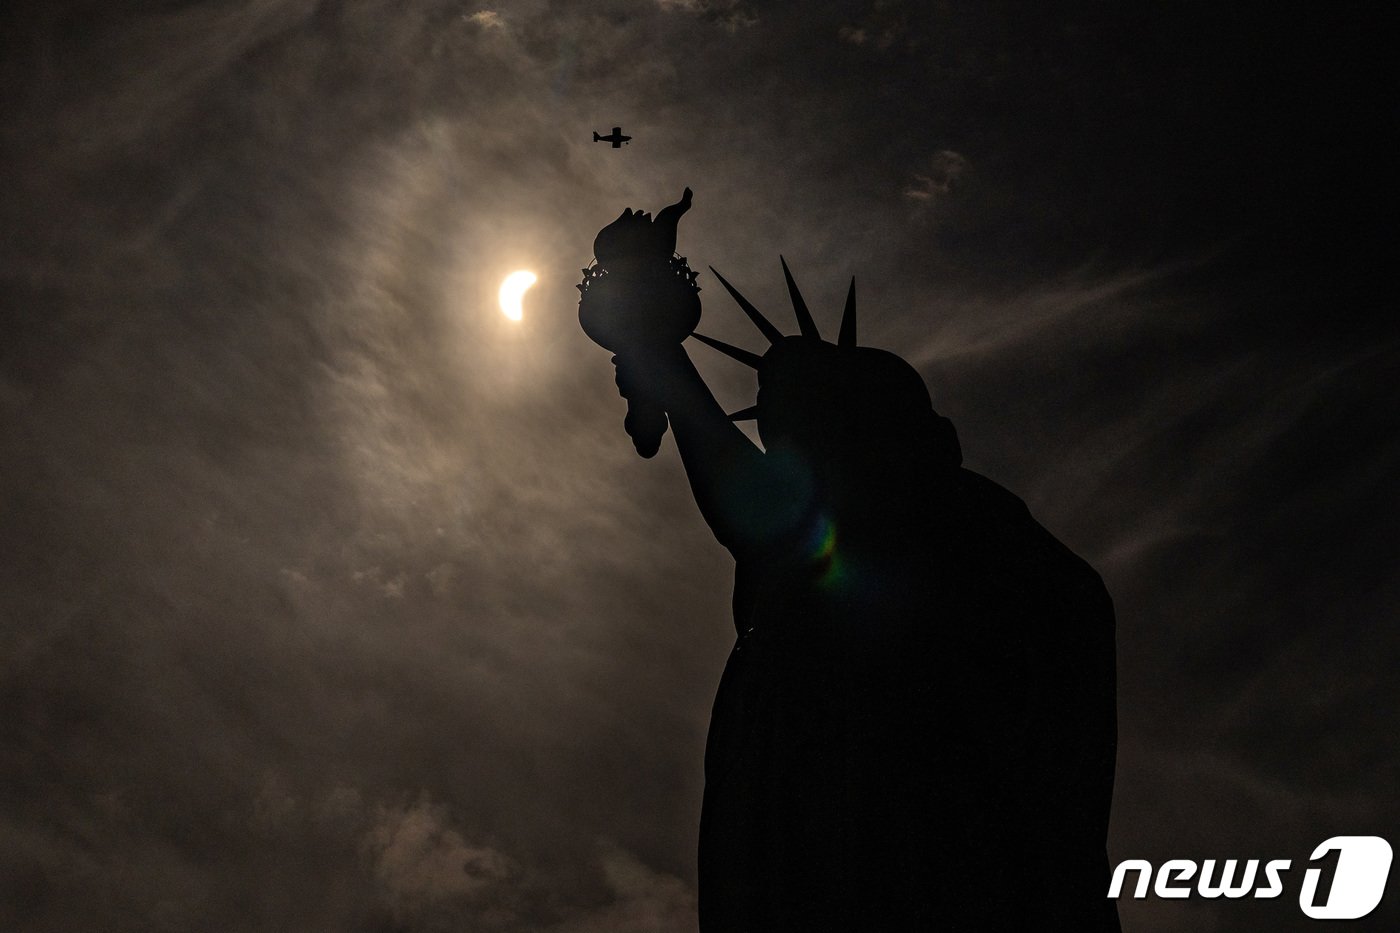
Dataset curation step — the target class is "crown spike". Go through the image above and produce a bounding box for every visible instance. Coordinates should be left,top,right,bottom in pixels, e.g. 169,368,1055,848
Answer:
727,405,760,421
690,332,763,369
709,267,784,345
838,277,857,348
780,255,820,340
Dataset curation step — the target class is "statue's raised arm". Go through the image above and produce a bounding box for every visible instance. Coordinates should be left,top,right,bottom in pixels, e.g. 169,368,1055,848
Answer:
578,188,778,555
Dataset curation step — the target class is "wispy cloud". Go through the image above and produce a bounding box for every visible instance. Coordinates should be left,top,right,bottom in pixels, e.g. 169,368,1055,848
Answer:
655,0,757,31
903,150,969,205
466,10,505,30
366,798,514,921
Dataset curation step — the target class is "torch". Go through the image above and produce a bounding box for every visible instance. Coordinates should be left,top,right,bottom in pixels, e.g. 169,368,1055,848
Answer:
578,188,701,457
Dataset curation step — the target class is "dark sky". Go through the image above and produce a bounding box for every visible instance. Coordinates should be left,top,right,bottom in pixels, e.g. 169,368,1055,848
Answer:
2,2,1395,930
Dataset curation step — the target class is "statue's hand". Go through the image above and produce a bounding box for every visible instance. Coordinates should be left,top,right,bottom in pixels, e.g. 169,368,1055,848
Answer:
612,355,636,401
611,355,668,459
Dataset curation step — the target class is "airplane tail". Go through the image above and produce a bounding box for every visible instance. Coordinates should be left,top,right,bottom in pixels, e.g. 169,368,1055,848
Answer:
593,132,600,142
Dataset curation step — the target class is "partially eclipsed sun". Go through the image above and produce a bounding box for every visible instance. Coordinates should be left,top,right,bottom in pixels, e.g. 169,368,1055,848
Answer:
499,270,537,321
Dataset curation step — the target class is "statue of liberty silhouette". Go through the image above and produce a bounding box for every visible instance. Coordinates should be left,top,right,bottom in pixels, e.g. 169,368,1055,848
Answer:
579,189,1120,932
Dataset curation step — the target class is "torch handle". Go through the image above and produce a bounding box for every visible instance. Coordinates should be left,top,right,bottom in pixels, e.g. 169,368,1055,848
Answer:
624,396,669,459
613,355,669,459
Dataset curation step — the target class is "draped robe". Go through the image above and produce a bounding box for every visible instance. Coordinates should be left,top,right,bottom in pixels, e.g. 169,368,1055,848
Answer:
696,459,1120,933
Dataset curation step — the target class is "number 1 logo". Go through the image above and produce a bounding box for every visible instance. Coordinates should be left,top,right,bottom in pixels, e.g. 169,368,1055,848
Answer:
1299,836,1392,920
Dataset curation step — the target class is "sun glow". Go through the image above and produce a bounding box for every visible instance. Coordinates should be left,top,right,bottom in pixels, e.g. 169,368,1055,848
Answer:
498,270,537,321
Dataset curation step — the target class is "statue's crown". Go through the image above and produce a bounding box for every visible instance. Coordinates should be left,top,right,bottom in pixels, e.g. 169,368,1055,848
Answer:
692,257,930,422
694,259,959,469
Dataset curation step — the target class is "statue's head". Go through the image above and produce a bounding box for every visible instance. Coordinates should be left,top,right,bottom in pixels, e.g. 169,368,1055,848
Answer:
693,260,962,483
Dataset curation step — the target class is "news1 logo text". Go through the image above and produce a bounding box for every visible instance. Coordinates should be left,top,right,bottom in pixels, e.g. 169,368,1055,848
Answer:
1108,836,1393,920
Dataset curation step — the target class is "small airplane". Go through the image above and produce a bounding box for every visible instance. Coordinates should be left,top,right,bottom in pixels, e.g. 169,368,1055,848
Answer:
593,127,631,148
